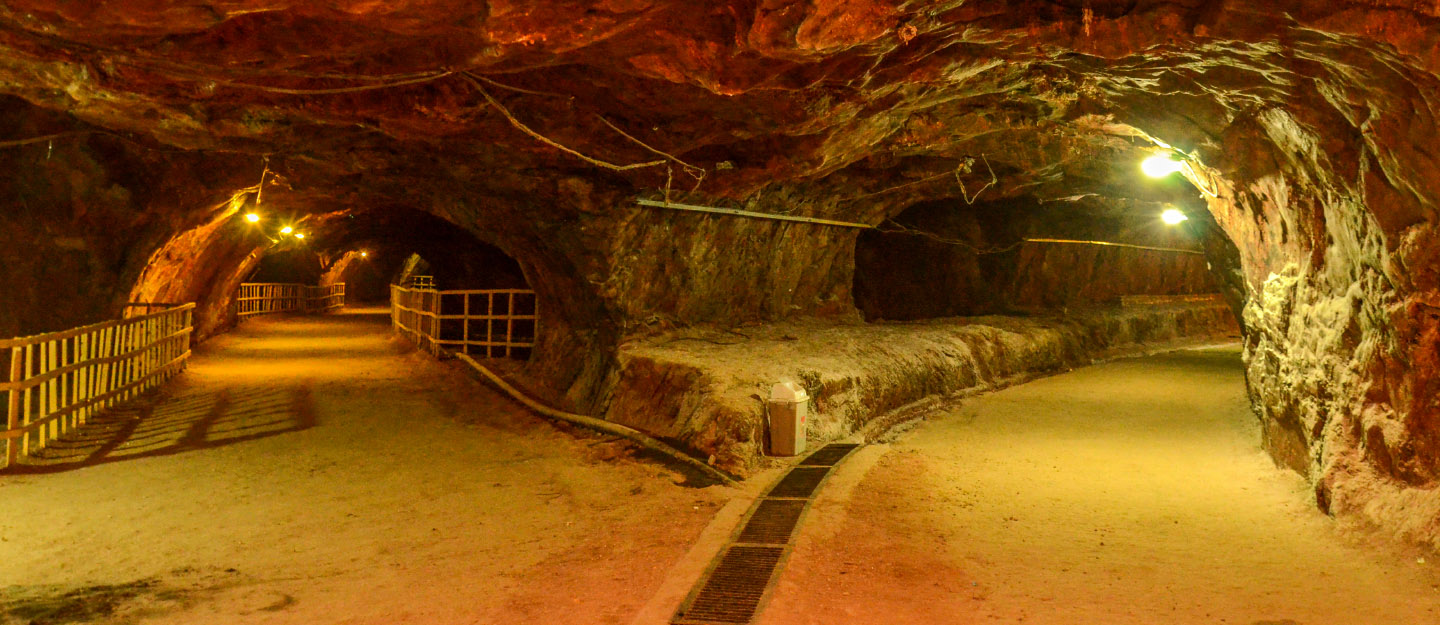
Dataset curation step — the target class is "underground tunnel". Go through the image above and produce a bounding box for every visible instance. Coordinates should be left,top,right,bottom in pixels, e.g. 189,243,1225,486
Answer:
1,2,1438,623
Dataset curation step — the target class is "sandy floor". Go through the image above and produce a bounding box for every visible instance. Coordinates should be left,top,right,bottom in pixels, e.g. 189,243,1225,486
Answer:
760,346,1440,625
1,309,729,625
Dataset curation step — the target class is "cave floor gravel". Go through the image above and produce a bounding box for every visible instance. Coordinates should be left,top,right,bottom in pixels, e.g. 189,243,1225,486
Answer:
0,309,730,625
758,346,1440,625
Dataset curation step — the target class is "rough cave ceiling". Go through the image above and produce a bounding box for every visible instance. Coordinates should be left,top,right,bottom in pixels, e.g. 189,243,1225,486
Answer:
2,0,1431,217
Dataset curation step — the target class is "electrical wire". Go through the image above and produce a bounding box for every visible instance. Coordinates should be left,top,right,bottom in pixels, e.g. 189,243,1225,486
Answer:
460,73,666,172
468,73,574,99
202,71,454,95
875,220,1028,254
0,131,88,148
838,165,962,204
838,154,996,205
595,115,705,179
876,221,1204,255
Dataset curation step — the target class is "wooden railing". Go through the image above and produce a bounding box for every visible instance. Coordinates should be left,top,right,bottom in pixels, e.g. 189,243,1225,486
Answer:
236,283,304,317
308,284,346,312
123,302,187,318
390,285,537,358
236,283,345,318
2,304,195,468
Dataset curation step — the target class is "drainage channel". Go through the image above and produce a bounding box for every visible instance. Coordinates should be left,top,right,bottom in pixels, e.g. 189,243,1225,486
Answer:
671,443,861,625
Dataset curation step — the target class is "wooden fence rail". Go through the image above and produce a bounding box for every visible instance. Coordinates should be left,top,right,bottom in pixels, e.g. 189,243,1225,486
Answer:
236,282,345,318
307,284,346,312
123,302,187,317
390,285,537,358
1,304,195,468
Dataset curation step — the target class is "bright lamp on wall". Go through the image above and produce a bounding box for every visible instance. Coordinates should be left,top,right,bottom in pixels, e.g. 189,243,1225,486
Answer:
1142,155,1186,178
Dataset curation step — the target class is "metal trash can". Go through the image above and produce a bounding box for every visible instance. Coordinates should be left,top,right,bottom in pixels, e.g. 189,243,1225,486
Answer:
768,382,809,456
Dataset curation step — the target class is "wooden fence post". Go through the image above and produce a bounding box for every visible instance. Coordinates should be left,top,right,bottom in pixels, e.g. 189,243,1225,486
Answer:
431,291,442,356
506,292,516,359
5,347,21,467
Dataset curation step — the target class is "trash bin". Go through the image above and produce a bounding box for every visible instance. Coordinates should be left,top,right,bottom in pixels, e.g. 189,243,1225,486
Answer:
768,381,808,456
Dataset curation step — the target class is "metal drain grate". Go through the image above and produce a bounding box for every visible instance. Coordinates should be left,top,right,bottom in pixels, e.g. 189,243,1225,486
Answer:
736,499,807,545
766,466,830,498
676,545,785,624
673,445,865,625
798,443,860,467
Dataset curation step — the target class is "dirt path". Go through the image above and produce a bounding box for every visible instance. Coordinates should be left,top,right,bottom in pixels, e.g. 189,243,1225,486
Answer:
760,346,1440,625
1,309,730,625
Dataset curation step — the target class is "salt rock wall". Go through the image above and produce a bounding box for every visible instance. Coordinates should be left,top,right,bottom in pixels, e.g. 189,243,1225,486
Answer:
1189,66,1440,547
588,186,862,330
0,99,257,340
127,214,264,341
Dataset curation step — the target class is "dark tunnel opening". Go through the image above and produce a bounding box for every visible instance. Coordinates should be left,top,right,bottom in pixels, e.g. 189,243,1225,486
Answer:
853,195,1224,322
307,207,528,294
302,207,537,361
248,248,325,285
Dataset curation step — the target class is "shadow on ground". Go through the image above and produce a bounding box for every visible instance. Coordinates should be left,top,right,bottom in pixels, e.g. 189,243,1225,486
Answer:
0,568,287,625
3,384,316,474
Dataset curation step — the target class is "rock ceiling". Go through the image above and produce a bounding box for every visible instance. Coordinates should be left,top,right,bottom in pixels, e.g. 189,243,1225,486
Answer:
2,0,1433,219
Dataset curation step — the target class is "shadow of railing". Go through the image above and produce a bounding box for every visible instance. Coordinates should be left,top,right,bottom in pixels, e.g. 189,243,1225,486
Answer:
1,384,316,474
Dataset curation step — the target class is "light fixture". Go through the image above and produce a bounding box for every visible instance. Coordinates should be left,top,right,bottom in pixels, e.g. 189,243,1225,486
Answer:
1161,208,1188,225
1142,154,1186,178
244,212,260,223
280,226,293,235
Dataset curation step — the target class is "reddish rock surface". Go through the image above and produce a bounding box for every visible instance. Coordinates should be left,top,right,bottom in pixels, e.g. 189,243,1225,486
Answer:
1,1,1437,547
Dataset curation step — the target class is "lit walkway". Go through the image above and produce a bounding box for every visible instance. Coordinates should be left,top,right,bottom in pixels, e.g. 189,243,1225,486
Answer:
759,346,1440,625
1,309,727,625
8,323,1434,625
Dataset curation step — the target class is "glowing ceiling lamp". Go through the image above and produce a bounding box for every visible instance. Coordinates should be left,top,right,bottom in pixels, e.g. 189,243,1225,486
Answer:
244,212,260,223
1161,208,1188,225
280,226,293,235
1141,154,1186,178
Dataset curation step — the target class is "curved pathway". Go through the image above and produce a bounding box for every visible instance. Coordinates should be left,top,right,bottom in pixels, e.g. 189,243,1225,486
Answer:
759,346,1440,625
